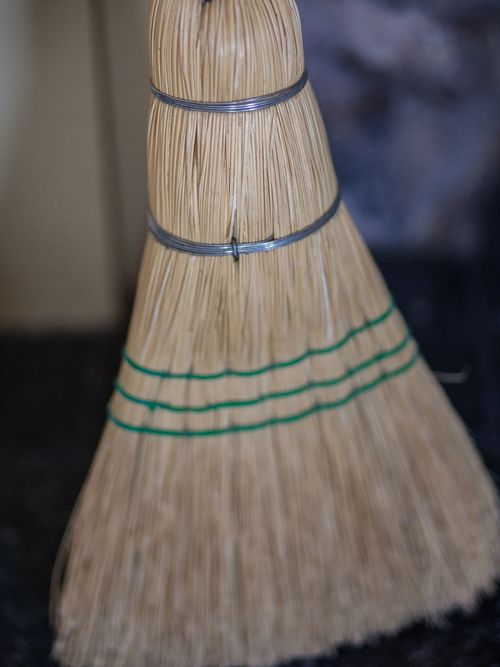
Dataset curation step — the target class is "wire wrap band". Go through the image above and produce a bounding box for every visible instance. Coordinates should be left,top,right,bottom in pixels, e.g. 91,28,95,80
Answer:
151,70,309,113
148,192,342,259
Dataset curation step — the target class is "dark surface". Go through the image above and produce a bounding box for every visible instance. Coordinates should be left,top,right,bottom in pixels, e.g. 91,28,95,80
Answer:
1,256,499,667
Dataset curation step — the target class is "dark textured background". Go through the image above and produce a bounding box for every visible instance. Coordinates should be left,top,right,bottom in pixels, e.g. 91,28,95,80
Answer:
298,0,500,254
2,0,500,665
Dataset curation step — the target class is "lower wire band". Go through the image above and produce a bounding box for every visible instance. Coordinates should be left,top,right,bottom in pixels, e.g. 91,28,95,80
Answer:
148,192,342,259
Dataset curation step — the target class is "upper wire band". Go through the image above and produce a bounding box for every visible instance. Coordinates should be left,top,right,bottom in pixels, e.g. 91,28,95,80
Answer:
148,192,342,259
150,70,309,113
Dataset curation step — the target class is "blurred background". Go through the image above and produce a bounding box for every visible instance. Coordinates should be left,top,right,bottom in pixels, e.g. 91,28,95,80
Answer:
1,0,499,665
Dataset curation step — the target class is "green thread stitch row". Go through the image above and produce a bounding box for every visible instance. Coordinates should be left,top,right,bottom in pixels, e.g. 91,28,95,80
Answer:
115,332,412,413
108,350,420,438
123,301,397,381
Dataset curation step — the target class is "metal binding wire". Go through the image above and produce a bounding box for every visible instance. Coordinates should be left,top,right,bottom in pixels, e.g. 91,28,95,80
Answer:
147,192,342,260
150,70,309,113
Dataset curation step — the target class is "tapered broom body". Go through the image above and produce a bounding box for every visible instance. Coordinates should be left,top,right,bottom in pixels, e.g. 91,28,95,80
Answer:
51,1,499,666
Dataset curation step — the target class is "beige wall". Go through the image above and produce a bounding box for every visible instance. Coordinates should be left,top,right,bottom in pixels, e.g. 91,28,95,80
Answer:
0,0,149,331
101,0,149,279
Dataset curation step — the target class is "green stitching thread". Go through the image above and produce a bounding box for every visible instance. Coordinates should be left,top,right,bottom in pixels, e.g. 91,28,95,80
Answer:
123,301,396,380
115,332,412,413
108,350,419,438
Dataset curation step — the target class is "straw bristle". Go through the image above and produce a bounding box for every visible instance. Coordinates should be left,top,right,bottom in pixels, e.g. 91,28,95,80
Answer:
51,1,499,666
149,0,304,101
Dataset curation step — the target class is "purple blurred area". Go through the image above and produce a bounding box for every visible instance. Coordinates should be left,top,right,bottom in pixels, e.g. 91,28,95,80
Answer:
297,0,500,254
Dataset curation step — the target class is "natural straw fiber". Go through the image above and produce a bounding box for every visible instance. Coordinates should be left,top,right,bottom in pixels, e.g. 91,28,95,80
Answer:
51,1,499,666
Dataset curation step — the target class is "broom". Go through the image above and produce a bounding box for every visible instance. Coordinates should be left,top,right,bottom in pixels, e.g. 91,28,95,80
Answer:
51,1,500,666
